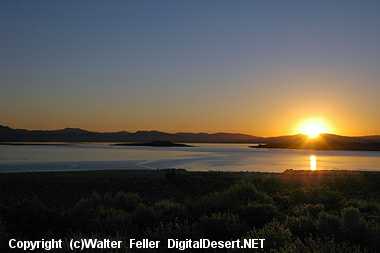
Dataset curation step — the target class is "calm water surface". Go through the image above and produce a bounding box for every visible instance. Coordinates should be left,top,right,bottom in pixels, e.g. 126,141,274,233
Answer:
1,143,380,172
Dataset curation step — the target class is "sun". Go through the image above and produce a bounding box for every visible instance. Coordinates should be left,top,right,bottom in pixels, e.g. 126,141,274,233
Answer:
297,118,330,138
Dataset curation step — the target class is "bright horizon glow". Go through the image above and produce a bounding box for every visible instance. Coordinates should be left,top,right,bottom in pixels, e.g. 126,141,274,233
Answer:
297,118,331,138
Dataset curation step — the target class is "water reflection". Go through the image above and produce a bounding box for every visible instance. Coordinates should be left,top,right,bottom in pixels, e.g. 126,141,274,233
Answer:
2,143,380,172
310,155,317,171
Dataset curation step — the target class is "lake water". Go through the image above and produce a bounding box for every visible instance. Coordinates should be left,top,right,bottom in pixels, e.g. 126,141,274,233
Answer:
1,143,380,173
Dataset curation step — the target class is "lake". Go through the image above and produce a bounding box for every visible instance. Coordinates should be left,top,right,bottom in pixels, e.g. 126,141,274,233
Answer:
1,143,380,173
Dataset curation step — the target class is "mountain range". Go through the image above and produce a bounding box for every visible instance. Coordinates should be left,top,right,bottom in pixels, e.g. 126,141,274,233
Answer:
0,125,263,143
1,124,380,151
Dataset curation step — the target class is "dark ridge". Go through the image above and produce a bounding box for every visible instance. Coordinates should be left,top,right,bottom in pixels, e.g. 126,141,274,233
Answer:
252,133,380,151
1,124,380,150
114,140,194,147
0,124,263,143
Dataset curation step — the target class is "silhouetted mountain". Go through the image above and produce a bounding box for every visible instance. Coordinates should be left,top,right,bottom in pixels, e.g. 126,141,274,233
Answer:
0,125,263,143
2,124,380,150
253,133,380,151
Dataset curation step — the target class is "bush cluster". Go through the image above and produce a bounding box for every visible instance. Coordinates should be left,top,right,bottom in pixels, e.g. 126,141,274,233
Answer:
1,171,380,252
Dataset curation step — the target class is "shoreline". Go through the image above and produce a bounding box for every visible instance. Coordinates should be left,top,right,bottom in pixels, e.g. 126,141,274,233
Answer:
1,168,380,175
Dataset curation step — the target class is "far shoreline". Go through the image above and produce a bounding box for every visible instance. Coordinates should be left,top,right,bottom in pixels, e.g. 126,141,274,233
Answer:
0,168,379,175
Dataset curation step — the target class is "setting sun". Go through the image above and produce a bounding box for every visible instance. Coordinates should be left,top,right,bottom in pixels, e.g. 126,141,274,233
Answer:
297,118,330,138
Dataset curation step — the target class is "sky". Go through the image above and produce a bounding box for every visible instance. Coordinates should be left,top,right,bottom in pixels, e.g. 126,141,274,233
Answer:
1,0,379,136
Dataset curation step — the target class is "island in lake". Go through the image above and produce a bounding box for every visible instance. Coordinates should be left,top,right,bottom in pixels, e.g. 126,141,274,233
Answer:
113,140,194,147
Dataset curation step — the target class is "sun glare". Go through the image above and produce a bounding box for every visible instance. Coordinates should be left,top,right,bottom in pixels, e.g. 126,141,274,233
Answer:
297,118,330,138
309,155,317,171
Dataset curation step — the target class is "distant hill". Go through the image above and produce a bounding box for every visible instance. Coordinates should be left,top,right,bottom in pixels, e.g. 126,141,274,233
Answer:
0,125,263,143
253,134,380,151
2,124,380,150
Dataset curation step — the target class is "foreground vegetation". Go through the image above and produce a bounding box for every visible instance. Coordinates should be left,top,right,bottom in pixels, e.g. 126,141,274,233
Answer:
1,169,380,252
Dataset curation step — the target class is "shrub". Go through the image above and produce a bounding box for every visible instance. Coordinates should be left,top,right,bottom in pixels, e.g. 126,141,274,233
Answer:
146,221,192,243
341,207,368,243
154,200,186,222
3,196,55,237
132,204,156,229
226,182,273,204
318,211,341,237
287,215,317,239
193,182,273,215
93,207,131,234
305,204,324,218
111,192,142,212
278,237,369,253
0,217,6,250
195,213,243,240
317,189,344,210
239,203,278,228
244,221,293,251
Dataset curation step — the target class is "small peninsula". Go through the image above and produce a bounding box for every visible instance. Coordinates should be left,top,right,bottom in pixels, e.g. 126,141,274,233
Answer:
251,134,380,151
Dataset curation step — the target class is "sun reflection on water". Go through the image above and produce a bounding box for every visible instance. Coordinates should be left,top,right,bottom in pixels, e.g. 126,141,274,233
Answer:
310,155,317,171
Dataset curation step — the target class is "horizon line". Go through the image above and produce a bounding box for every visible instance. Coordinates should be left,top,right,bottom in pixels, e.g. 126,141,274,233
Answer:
1,123,379,138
